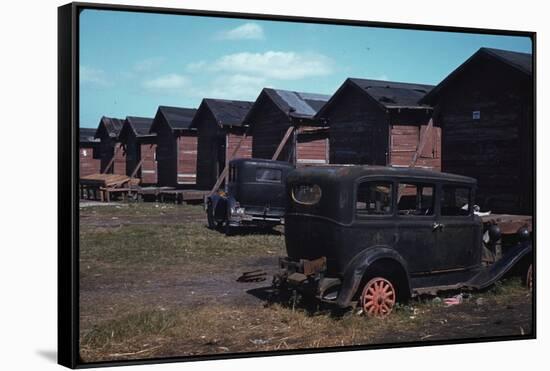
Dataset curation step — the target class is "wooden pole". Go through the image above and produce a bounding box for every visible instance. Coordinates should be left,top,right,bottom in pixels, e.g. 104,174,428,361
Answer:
129,157,145,179
409,117,434,168
102,144,121,174
272,125,295,161
208,132,248,196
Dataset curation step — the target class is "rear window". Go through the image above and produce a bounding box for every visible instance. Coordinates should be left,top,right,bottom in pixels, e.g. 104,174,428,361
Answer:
292,184,322,205
441,186,471,216
256,168,282,183
356,182,393,215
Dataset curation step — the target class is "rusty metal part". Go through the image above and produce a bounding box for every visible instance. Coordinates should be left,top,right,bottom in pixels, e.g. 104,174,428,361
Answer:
361,277,396,318
237,269,267,283
301,256,327,276
287,272,307,285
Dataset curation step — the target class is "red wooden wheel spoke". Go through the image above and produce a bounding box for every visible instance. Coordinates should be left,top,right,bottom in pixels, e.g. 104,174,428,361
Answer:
361,277,396,318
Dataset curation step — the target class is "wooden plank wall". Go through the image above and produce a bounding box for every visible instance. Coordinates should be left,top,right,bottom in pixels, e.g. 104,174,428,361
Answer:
435,56,532,213
155,124,177,187
79,146,100,177
326,84,389,165
227,133,252,161
176,135,197,185
140,143,157,184
251,96,293,161
389,124,441,170
195,109,220,189
297,138,329,165
113,143,126,175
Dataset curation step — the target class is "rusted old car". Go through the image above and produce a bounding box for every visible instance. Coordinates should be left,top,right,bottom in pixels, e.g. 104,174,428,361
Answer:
275,166,533,317
206,158,294,234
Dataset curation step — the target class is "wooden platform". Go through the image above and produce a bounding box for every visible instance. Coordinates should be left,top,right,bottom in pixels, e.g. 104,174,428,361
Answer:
481,214,532,234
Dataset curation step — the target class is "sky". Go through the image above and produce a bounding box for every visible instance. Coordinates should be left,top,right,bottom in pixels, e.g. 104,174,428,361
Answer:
79,9,532,127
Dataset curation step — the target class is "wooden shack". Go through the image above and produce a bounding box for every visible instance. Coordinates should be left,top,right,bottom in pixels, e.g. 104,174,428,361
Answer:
79,127,100,177
118,116,157,185
191,98,254,189
244,88,331,165
94,116,126,174
150,106,197,187
420,47,533,214
315,78,438,170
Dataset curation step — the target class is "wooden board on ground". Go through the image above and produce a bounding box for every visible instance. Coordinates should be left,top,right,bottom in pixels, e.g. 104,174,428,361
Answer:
80,174,136,188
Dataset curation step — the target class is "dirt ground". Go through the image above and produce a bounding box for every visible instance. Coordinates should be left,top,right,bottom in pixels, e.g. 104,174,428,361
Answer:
79,203,533,363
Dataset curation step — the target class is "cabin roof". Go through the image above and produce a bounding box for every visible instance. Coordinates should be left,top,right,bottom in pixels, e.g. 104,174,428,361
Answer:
79,128,98,143
315,78,433,119
421,47,532,104
94,116,124,139
152,106,197,133
194,98,254,127
264,88,330,118
119,116,156,141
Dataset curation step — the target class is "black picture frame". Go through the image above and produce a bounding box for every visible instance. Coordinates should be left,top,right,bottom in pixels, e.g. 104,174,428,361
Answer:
58,2,536,368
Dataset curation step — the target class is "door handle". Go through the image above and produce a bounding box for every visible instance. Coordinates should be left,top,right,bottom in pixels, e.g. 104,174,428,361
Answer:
433,222,445,231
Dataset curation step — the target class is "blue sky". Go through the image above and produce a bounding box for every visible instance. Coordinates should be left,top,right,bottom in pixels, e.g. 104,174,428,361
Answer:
79,9,532,127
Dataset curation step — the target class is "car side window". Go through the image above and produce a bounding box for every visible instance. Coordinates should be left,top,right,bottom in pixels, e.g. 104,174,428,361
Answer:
441,186,471,216
256,168,282,183
356,182,393,215
397,183,434,216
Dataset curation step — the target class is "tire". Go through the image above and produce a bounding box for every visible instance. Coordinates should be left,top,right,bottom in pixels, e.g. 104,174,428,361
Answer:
206,201,216,229
525,263,533,292
360,276,397,318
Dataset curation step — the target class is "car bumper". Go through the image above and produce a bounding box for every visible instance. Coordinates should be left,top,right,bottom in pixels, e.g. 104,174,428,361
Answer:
274,256,343,305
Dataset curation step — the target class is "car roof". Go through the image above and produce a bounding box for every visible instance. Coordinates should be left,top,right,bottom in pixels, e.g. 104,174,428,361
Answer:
288,165,476,185
230,158,295,169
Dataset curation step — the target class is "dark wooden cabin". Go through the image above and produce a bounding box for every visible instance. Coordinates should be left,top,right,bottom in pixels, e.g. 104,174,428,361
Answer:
315,78,439,170
421,47,533,214
94,116,126,174
191,98,254,189
118,117,157,184
150,106,198,187
244,88,331,165
79,128,100,176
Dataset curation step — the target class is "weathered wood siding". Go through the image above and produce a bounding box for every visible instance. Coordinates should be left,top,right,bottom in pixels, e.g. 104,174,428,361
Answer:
177,135,197,185
195,109,221,189
140,143,157,184
388,125,441,170
434,56,532,213
326,84,389,165
79,145,100,176
227,132,252,161
296,138,329,164
250,95,293,161
155,121,178,187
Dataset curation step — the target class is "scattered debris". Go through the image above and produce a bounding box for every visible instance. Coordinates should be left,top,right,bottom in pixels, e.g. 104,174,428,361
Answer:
432,297,442,304
444,294,464,307
218,346,230,352
476,298,485,306
237,269,267,282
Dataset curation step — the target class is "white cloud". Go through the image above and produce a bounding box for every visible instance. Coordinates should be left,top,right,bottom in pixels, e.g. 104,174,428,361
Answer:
217,23,265,40
143,74,190,90
190,51,333,81
133,57,165,72
204,74,268,100
80,66,111,87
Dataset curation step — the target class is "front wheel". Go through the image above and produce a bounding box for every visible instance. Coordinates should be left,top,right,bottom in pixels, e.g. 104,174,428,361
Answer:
360,277,396,318
526,263,533,292
206,201,216,229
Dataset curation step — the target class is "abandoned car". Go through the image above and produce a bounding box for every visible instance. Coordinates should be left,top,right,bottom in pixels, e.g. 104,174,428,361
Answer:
275,165,533,317
206,158,294,233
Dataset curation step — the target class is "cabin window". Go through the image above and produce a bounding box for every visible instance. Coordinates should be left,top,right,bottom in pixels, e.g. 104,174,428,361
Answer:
441,186,471,216
256,168,282,183
356,182,393,215
292,184,322,205
397,183,434,216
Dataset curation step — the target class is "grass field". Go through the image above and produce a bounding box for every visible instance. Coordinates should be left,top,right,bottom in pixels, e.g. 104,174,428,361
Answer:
79,202,533,363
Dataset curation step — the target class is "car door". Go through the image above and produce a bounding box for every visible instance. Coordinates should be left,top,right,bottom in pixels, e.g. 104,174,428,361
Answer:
393,181,437,274
433,184,482,271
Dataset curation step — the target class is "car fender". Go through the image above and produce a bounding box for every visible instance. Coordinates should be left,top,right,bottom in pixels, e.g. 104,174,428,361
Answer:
336,246,411,308
207,194,229,222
